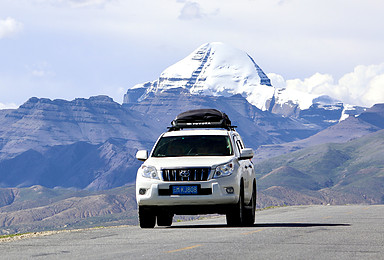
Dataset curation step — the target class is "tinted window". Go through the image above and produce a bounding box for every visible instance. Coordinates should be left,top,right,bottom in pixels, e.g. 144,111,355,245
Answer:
152,136,233,157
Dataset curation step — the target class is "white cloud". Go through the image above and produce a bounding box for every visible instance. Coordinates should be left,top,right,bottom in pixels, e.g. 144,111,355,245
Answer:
267,73,286,89
0,17,23,39
364,74,384,106
178,1,204,20
178,1,219,20
337,64,384,107
268,63,384,108
0,102,18,110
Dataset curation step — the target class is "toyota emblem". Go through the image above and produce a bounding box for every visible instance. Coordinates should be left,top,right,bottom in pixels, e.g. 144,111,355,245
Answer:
180,170,190,178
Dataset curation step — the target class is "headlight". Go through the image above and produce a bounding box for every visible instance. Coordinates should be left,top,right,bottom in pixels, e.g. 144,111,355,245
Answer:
214,161,234,178
140,165,159,179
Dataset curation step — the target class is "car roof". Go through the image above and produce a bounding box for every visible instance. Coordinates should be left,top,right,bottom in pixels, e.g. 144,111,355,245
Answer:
162,129,231,137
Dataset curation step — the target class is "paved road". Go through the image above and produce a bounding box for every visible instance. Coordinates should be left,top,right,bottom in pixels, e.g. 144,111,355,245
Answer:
1,205,383,259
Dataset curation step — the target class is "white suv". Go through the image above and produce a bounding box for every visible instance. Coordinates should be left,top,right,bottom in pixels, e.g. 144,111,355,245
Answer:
135,109,256,228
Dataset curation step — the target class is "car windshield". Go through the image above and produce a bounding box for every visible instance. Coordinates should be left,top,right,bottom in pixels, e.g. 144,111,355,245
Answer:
152,135,233,157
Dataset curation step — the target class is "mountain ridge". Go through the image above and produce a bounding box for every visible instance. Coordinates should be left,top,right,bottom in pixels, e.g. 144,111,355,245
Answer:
0,95,154,159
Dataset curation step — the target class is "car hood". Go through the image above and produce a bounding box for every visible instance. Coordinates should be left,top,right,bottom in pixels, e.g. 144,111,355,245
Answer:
144,156,234,169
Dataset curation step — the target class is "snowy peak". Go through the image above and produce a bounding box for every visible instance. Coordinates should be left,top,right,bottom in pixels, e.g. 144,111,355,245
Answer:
158,42,272,92
125,42,274,109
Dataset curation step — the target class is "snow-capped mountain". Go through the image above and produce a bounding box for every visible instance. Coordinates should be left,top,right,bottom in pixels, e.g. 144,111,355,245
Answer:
124,42,365,123
125,42,274,110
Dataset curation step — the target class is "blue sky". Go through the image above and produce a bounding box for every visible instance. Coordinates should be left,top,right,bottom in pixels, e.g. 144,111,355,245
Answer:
1,0,384,108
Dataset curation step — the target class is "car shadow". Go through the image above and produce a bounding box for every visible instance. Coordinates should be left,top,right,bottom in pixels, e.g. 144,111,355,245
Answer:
166,223,351,229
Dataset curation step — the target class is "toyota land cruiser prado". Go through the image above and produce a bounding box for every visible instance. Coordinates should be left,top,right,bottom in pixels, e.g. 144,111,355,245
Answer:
135,109,256,228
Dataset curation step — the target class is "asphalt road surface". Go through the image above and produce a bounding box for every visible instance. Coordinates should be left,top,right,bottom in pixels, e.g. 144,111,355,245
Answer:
1,205,383,259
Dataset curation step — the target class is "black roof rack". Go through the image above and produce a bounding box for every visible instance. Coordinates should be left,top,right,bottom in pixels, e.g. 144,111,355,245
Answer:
168,109,236,131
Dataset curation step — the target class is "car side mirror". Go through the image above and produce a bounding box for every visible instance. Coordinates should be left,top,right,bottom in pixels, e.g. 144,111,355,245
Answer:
239,148,253,160
136,150,148,161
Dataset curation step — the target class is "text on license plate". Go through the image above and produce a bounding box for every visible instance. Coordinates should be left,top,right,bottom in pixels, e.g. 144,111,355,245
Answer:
172,185,198,195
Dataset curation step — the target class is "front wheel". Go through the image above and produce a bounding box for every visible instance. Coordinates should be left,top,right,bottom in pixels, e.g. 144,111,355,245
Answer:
243,186,256,226
138,206,156,228
226,187,244,227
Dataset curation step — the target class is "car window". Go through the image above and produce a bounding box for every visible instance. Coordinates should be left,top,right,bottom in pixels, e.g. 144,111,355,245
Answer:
152,135,233,157
236,140,243,154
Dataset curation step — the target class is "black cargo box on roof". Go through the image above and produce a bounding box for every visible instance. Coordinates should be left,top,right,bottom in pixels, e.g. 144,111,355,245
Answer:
169,109,235,130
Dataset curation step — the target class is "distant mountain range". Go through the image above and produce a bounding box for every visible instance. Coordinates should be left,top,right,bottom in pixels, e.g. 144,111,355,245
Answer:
0,42,383,233
253,103,384,162
0,92,328,190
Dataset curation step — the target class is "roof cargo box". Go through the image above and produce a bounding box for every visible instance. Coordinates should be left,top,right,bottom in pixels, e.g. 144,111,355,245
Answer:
170,109,234,130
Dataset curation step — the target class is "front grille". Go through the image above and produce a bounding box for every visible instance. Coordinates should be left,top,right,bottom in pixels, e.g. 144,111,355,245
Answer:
161,168,211,181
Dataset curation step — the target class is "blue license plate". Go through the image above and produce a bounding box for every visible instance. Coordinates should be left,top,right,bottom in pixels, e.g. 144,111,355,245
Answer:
172,185,198,195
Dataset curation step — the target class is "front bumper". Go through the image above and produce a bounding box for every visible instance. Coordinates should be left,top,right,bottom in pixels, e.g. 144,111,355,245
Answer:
136,181,239,207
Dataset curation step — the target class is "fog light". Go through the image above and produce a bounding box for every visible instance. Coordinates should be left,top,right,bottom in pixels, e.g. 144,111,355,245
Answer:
139,188,147,195
225,187,234,194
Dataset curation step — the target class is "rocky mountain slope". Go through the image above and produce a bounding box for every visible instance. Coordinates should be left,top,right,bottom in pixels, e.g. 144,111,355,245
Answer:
254,129,384,205
0,139,141,190
0,96,155,160
0,185,137,235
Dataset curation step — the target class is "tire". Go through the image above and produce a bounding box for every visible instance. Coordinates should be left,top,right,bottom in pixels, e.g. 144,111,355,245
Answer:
243,185,256,226
138,206,156,228
226,185,244,227
157,212,173,227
